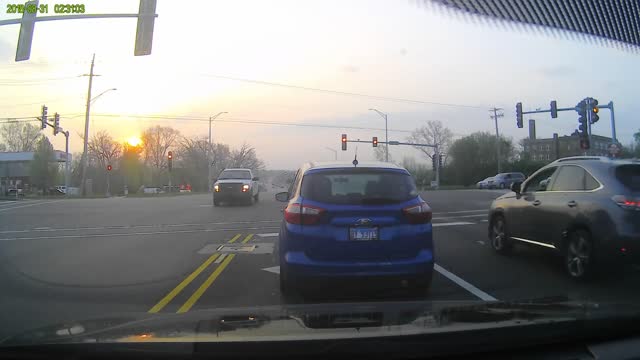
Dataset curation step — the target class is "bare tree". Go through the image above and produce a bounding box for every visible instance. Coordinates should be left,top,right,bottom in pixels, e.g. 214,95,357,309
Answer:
0,122,43,152
141,125,180,170
230,143,265,170
407,120,453,160
88,130,122,169
177,136,233,191
373,144,392,162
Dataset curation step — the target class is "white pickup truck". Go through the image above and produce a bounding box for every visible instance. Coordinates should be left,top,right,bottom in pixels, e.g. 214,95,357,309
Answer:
212,168,260,206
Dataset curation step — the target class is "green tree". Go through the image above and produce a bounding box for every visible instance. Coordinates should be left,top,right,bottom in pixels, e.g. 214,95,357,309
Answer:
447,132,514,186
30,137,58,194
120,143,144,193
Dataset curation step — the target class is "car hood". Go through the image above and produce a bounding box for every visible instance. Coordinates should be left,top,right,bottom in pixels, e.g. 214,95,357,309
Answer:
215,179,252,185
4,297,639,347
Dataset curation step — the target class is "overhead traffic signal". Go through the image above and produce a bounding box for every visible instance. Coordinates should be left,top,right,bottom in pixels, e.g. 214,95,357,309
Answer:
516,102,523,128
341,134,347,151
439,154,444,171
107,164,112,171
167,151,173,171
432,155,437,171
372,137,378,147
590,99,599,123
53,113,60,135
41,105,48,129
576,99,590,150
550,100,558,118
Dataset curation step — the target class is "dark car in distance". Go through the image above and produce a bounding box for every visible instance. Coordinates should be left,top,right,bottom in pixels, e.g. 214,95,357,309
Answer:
488,157,640,279
488,172,526,189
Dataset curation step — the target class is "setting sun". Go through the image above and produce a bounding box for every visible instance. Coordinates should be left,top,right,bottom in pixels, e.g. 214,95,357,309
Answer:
127,136,142,147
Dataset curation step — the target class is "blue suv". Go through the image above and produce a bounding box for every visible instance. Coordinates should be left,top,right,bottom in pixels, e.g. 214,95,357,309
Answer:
275,161,434,296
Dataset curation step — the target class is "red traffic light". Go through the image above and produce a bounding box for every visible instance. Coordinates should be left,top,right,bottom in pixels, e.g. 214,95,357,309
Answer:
341,134,347,151
168,151,173,160
372,137,378,147
107,164,112,171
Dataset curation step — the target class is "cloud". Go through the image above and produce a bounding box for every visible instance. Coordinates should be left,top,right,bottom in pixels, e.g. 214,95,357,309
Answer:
538,65,578,78
340,65,359,73
399,48,408,56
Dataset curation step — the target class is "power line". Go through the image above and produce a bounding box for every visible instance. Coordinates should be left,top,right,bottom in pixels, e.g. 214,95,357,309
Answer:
88,113,416,133
197,73,488,109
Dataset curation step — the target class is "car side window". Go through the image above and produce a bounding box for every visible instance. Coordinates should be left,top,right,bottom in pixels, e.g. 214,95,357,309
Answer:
549,165,585,191
585,171,600,190
523,167,557,193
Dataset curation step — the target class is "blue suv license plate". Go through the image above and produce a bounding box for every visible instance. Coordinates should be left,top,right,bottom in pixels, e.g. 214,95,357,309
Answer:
349,227,379,241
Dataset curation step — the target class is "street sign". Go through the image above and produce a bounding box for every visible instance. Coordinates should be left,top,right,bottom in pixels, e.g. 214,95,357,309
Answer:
608,143,620,157
15,1,38,61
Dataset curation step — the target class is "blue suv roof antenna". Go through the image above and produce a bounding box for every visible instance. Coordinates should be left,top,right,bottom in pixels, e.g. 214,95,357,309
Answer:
353,146,358,167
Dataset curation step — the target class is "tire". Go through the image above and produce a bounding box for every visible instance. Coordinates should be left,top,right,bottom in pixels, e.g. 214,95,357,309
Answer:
490,215,512,254
279,262,293,297
499,182,506,189
565,229,595,280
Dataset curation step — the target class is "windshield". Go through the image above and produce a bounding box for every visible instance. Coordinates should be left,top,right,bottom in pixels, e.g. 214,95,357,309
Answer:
218,170,252,180
1,0,640,354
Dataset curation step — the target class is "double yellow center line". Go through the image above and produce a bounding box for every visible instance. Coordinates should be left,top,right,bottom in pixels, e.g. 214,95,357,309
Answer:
148,233,252,314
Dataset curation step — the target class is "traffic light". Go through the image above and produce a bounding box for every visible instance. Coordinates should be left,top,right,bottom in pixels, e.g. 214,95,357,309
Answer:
135,0,158,56
580,137,590,150
41,105,48,129
168,151,173,171
576,99,590,150
590,99,599,123
432,156,437,171
372,137,378,147
516,102,523,128
53,113,60,135
107,164,112,171
550,100,558,118
341,134,347,151
439,154,444,170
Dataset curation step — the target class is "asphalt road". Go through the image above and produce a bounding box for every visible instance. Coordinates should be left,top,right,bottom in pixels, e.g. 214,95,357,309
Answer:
1,189,639,339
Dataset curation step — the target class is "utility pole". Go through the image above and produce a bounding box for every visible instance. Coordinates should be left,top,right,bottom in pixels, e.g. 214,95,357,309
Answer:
490,107,504,173
80,53,99,197
63,130,70,195
369,109,389,162
208,112,227,192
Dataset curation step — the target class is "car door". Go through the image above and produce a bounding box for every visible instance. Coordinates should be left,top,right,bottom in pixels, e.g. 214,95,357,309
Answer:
510,167,559,243
533,165,590,248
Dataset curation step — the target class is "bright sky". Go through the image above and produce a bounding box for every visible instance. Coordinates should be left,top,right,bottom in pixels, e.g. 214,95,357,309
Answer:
1,0,638,169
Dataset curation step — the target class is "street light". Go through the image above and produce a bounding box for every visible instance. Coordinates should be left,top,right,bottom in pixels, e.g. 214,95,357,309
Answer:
91,88,117,103
324,147,337,161
209,111,228,192
369,108,388,162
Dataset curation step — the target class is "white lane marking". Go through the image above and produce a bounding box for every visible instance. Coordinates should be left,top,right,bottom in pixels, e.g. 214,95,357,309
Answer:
480,219,488,222
0,220,281,234
0,200,64,213
198,204,211,207
434,209,486,214
476,240,486,245
263,263,498,301
214,254,227,264
433,214,486,220
262,266,280,274
434,264,497,301
432,222,475,227
0,226,280,241
257,233,279,238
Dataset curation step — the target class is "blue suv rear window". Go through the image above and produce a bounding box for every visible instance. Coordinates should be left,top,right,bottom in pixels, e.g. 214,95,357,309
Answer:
301,169,418,205
615,165,640,191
